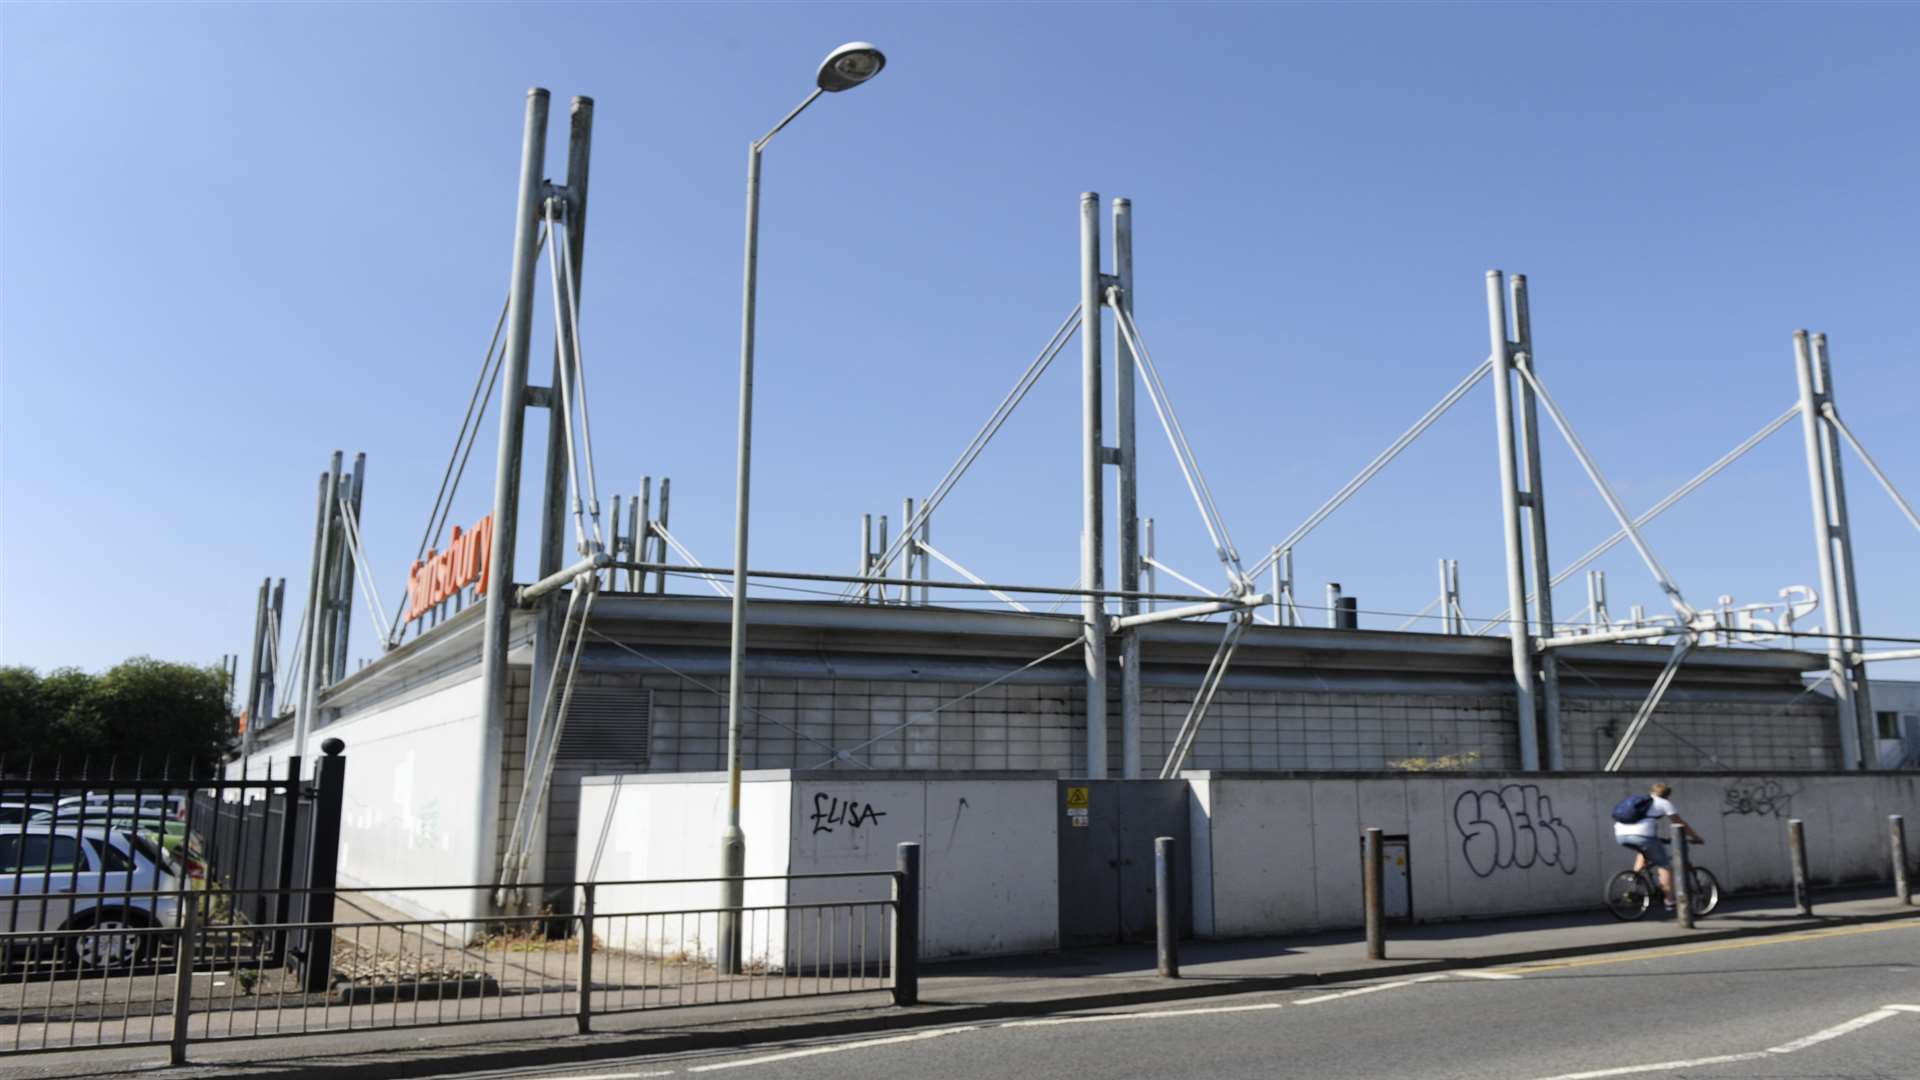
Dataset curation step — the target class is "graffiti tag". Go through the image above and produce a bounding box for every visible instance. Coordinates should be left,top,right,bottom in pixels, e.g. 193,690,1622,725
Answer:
810,793,886,835
1452,785,1579,878
1722,777,1798,819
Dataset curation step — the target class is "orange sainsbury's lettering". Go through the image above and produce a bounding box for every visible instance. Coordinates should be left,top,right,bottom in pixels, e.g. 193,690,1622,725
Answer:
405,514,493,623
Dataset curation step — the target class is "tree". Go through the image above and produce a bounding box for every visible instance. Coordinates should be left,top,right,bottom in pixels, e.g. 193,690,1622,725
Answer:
0,659,233,776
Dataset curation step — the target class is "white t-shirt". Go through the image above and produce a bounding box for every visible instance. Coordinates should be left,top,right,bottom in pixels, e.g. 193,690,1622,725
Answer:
1614,795,1676,840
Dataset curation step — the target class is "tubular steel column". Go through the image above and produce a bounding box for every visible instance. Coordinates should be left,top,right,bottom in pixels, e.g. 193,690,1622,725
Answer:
1487,271,1541,771
477,88,553,890
1080,192,1109,779
295,462,339,754
315,452,345,688
243,578,268,753
1813,334,1875,766
1510,276,1562,769
1793,330,1861,770
329,452,365,682
531,97,595,768
1114,197,1142,778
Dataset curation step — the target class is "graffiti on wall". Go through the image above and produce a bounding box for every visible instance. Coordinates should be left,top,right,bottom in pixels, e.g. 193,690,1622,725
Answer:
1722,777,1800,818
1453,785,1579,878
810,793,887,835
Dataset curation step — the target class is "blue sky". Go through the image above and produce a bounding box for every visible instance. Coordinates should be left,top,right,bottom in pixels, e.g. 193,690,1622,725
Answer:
3,2,1916,679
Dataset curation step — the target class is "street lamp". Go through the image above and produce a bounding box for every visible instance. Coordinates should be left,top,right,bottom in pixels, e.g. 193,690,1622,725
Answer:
721,41,887,972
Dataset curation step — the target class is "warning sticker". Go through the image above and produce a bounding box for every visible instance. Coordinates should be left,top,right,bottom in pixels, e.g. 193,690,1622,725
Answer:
1066,786,1090,809
1068,808,1089,828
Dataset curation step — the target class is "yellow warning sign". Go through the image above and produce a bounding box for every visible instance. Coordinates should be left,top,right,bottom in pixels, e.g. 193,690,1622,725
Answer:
1066,786,1089,809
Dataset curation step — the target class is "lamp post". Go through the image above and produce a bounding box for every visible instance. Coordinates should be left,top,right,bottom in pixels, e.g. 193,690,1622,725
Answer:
721,41,886,973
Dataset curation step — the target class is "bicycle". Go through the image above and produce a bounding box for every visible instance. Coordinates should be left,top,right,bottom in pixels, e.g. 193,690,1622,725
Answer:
1604,838,1721,921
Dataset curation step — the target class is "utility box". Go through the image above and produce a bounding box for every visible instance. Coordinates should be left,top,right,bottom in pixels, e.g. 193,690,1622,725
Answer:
1381,834,1412,921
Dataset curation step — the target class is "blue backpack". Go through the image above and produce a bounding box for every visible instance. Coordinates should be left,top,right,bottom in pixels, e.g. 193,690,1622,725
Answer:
1611,793,1654,824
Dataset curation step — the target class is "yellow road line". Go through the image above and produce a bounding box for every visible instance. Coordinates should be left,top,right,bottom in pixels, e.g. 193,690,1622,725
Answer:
1488,918,1919,975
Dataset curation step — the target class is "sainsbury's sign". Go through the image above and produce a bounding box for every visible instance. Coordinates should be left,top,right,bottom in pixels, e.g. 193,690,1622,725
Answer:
405,515,493,623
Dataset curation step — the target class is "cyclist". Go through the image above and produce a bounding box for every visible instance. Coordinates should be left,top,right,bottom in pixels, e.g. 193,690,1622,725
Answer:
1612,782,1703,913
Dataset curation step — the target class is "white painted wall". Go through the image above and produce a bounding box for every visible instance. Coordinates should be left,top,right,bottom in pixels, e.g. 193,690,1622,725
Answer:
319,675,491,920
578,773,793,968
1192,772,1920,938
578,772,1061,965
788,776,1059,961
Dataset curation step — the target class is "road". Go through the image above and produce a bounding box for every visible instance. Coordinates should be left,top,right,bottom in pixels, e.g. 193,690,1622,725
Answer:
450,919,1920,1080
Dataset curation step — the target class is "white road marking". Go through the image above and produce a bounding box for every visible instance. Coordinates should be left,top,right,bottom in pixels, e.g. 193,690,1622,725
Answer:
1452,970,1523,980
1530,1053,1768,1079
1764,1007,1901,1053
1529,1002,1920,1079
685,1027,978,1072
1000,1002,1283,1028
1295,973,1448,1003
534,1073,674,1080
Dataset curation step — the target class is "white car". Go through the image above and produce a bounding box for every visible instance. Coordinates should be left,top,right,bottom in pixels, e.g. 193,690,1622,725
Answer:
0,803,53,826
0,825,182,970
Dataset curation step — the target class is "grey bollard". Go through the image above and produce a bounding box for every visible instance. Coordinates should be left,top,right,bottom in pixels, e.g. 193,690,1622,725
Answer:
576,882,596,1034
893,842,920,1006
1671,828,1694,929
1893,815,1912,906
1363,828,1386,959
1155,836,1179,977
1788,818,1812,916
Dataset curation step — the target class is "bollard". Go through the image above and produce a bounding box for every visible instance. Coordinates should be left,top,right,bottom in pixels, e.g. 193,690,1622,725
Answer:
1363,828,1386,959
1789,818,1813,916
1671,829,1694,929
893,842,920,1006
576,883,596,1033
1155,836,1179,977
1893,815,1912,906
169,888,201,1065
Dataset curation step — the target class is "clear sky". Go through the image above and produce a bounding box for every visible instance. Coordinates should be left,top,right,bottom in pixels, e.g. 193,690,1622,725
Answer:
3,2,1916,680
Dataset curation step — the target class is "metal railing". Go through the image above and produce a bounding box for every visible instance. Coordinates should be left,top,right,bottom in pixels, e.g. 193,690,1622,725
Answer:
0,852,920,1065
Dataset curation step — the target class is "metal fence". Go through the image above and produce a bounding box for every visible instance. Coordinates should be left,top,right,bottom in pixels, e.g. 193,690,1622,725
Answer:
0,858,918,1065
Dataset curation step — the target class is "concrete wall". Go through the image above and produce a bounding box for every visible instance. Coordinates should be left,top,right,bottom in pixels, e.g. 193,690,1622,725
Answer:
577,771,1060,965
1190,771,1920,938
318,673,491,920
579,773,793,968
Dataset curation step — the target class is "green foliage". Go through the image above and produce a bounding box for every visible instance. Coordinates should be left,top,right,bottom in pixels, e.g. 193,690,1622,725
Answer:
0,658,233,774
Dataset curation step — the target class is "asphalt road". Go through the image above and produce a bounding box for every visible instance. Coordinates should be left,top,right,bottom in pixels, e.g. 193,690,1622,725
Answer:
459,919,1920,1080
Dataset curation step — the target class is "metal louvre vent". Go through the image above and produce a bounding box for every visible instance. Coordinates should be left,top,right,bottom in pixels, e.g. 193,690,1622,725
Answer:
557,687,652,764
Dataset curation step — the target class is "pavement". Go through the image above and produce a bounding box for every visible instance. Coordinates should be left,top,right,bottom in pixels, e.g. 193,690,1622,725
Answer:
3,886,1913,1080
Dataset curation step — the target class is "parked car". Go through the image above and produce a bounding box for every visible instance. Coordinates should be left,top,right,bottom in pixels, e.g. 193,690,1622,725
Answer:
0,803,53,826
0,825,182,970
28,798,195,865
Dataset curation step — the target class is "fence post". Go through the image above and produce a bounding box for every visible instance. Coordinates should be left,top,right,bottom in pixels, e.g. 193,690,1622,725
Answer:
300,739,347,993
1892,815,1911,906
272,754,303,964
1363,827,1386,958
1671,828,1694,929
1155,836,1179,977
577,882,596,1033
169,887,201,1065
1788,817,1812,916
893,842,920,1006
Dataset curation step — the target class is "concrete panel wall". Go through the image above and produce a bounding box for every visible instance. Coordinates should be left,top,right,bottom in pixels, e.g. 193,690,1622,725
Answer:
319,674,490,920
578,773,793,967
788,775,1059,961
1197,772,1918,938
580,772,1058,965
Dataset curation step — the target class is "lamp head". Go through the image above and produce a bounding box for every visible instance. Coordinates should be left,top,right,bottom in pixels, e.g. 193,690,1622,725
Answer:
816,42,886,92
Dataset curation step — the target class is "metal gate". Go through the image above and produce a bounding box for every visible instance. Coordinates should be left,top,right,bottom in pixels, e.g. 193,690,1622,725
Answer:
1056,780,1190,947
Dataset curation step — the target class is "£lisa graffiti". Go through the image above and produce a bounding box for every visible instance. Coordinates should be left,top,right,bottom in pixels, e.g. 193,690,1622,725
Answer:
1453,785,1579,878
811,793,887,835
1722,777,1798,819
